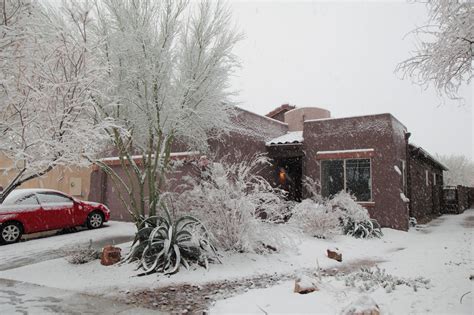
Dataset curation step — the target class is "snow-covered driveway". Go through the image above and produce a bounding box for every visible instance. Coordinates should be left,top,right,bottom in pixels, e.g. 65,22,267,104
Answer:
0,221,135,271
0,221,141,314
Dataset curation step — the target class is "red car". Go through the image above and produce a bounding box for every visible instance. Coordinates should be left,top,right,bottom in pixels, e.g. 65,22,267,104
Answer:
0,189,111,244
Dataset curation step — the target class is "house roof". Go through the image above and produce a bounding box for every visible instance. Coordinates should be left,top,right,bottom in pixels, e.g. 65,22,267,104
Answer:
409,144,448,171
266,131,303,146
265,104,296,119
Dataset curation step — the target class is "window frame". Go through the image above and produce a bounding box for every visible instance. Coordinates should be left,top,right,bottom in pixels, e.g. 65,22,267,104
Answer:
36,192,74,207
14,193,41,206
319,157,373,202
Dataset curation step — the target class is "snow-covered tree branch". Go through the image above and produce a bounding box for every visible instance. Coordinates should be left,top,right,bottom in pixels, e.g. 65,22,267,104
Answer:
436,154,474,186
90,0,242,222
396,0,473,98
0,0,111,202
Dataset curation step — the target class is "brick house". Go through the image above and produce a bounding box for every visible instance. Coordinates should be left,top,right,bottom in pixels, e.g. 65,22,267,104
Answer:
86,105,447,230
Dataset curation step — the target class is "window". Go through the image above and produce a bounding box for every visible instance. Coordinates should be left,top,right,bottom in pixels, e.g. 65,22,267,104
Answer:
321,160,344,198
37,193,73,206
425,170,429,186
433,173,436,186
321,158,372,201
15,194,39,206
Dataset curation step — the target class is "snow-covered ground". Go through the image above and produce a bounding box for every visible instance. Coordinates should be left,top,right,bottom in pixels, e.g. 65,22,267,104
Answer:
0,211,472,314
213,211,473,314
0,221,136,271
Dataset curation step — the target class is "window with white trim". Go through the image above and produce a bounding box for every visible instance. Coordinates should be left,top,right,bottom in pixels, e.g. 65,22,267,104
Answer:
425,170,429,186
321,158,372,201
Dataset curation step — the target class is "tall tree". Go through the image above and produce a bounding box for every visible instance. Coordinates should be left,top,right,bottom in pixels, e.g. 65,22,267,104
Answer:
397,0,473,98
0,0,111,202
437,154,474,186
90,0,242,223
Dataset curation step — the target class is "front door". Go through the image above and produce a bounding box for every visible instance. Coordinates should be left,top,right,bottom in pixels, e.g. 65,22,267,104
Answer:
275,157,303,201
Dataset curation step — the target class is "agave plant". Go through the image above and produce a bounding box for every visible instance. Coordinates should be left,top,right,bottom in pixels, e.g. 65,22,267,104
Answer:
344,218,383,239
123,206,219,276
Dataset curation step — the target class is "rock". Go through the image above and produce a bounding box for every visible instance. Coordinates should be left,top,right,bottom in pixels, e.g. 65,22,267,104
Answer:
294,275,319,294
327,247,342,262
341,295,380,315
100,245,122,266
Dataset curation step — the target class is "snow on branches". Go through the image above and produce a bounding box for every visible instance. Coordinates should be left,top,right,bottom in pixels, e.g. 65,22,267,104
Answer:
0,1,111,201
397,0,473,98
88,0,242,221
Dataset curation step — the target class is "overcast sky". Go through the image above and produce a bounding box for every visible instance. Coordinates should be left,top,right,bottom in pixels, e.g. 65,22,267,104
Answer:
227,0,473,159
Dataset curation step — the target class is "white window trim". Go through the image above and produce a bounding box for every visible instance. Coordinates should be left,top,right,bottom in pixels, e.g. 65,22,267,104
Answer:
425,170,429,186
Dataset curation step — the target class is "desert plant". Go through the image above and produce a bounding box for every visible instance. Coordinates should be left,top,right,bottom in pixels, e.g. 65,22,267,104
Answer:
328,191,383,239
343,266,431,293
123,208,218,275
65,240,100,265
176,155,296,253
289,199,341,239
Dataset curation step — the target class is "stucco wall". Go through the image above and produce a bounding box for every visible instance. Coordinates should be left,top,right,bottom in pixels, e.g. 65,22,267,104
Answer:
302,114,410,230
408,153,444,221
284,107,331,131
0,153,92,200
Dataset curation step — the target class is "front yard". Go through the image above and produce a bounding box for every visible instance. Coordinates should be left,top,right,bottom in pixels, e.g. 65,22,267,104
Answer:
0,210,472,314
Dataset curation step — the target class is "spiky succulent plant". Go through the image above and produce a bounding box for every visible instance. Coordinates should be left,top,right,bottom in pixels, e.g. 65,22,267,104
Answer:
123,208,219,275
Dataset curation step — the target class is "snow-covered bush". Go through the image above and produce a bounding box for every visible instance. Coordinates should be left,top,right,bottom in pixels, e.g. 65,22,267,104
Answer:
289,199,341,239
123,212,218,275
343,266,431,293
65,241,100,265
177,155,296,253
328,192,383,239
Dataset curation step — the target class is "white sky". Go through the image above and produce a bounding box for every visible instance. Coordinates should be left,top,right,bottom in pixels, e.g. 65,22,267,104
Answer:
227,0,473,159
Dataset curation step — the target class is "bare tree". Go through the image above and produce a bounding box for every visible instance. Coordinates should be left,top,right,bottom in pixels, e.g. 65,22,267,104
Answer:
396,0,473,98
437,154,474,186
89,0,242,223
0,0,111,202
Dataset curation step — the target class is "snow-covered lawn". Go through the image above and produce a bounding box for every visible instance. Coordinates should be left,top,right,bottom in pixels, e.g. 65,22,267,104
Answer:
0,211,472,314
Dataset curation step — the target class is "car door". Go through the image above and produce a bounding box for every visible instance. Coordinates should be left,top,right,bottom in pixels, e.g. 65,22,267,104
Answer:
36,192,75,230
11,193,44,233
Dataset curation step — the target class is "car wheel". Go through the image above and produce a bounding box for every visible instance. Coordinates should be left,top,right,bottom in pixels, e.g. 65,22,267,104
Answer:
87,211,104,229
0,222,23,244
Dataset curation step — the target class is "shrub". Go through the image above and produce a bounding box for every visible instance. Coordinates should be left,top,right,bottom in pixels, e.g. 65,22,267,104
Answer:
342,266,431,293
65,240,100,264
291,190,382,239
176,155,296,253
328,191,383,239
289,199,341,239
123,211,218,275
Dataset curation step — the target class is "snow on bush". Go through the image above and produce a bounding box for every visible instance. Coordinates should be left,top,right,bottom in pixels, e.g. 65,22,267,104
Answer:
65,241,100,265
291,189,382,239
328,192,383,239
289,199,341,239
123,213,219,275
342,266,431,293
176,155,297,254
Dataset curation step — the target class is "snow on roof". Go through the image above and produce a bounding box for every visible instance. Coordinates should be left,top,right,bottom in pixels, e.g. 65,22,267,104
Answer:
409,144,448,171
235,106,288,126
266,131,303,146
